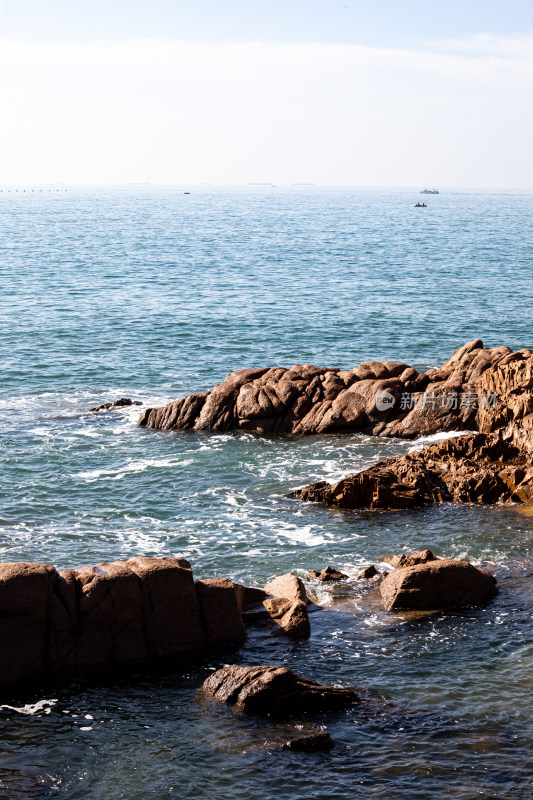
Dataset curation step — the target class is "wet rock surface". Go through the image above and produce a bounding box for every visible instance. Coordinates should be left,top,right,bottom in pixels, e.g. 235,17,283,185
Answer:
202,664,358,716
138,340,520,437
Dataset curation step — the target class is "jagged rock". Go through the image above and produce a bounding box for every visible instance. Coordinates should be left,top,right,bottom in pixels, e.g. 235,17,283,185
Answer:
477,352,533,457
380,559,498,611
89,398,141,412
263,597,311,639
309,566,348,582
293,432,533,510
196,578,247,645
202,664,357,716
282,731,334,752
383,550,437,569
263,572,310,639
138,340,519,438
357,565,379,579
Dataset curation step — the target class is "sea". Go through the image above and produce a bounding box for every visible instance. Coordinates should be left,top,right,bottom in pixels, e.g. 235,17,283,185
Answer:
0,186,532,800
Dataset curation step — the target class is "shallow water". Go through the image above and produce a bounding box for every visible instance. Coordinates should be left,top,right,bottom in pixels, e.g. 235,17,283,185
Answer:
0,187,532,799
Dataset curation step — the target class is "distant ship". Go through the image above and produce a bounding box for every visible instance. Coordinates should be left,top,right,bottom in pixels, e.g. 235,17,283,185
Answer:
420,189,439,194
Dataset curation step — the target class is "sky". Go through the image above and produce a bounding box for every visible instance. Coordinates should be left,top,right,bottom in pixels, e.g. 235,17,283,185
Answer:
0,0,532,187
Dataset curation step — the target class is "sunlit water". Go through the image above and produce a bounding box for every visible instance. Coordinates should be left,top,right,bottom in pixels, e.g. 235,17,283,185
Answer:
0,187,532,799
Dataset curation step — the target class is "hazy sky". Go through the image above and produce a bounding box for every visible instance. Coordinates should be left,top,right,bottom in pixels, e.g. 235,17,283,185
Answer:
0,1,532,187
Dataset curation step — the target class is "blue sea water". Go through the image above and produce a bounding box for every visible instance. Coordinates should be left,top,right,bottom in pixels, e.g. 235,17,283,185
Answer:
0,186,532,800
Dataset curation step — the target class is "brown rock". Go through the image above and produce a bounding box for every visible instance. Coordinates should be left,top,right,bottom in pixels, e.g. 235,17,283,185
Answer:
309,566,349,582
202,664,357,716
357,565,378,579
264,572,308,604
125,557,206,657
293,432,531,510
196,578,247,645
383,550,437,569
138,341,524,438
262,572,311,638
233,583,268,611
0,563,57,685
380,559,498,611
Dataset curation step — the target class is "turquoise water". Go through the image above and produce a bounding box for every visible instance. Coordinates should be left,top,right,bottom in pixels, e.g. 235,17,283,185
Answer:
0,187,532,799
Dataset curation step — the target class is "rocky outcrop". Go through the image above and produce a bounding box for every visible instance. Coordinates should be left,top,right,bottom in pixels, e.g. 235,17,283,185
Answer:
0,558,264,689
293,432,533,510
262,573,311,639
202,664,357,716
477,350,533,455
380,559,498,611
138,340,523,438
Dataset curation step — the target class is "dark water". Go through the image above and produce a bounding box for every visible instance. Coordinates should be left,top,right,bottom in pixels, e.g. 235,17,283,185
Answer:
0,187,532,799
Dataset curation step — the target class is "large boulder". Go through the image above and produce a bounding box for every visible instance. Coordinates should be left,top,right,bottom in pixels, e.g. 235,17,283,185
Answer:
202,664,357,716
380,559,498,611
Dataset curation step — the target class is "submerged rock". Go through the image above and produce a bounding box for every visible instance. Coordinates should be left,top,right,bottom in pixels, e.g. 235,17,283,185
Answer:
202,664,357,716
138,341,525,438
380,559,498,612
282,731,334,752
309,566,349,582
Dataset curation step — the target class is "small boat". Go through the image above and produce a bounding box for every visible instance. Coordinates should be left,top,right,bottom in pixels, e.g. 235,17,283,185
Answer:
420,189,439,194
415,202,427,207
184,191,190,195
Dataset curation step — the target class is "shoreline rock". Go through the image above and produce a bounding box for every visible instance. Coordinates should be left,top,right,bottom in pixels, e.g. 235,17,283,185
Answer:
0,558,264,690
138,341,531,438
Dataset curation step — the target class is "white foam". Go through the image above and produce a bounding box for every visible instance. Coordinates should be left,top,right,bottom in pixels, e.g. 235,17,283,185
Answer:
75,457,193,481
0,698,57,715
408,430,474,453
